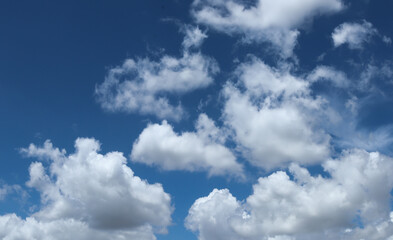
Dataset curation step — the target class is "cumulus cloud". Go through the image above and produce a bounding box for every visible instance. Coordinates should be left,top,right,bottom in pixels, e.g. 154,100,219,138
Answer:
186,149,393,240
192,0,344,57
95,26,219,121
131,114,244,178
222,58,331,169
332,20,378,49
1,138,173,240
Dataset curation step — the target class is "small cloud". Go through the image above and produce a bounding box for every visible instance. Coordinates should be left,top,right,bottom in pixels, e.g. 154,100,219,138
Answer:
131,114,244,179
95,44,219,121
307,65,350,88
316,52,326,62
181,25,208,49
332,20,378,49
382,35,392,45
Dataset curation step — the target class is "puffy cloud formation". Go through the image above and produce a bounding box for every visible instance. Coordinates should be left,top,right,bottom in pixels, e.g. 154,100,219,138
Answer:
186,149,393,240
1,138,172,240
95,26,219,121
131,114,244,178
192,0,344,57
222,58,331,169
332,20,378,49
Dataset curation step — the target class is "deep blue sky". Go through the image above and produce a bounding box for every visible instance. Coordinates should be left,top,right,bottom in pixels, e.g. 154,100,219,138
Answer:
1,1,393,239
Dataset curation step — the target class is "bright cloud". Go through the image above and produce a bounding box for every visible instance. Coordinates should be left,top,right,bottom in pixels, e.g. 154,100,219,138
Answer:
332,20,378,49
186,149,393,240
1,138,173,240
131,114,244,178
95,26,219,121
222,58,331,170
192,0,344,57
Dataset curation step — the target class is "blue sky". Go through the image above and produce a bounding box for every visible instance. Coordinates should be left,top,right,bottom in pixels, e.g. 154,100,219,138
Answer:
1,0,393,239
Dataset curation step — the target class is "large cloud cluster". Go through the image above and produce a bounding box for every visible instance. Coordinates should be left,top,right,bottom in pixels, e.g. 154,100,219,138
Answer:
192,0,344,57
2,1,393,240
0,138,173,240
222,58,331,169
186,149,393,240
93,1,393,239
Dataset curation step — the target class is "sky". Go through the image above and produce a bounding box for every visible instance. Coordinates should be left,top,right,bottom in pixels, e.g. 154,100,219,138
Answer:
1,0,393,239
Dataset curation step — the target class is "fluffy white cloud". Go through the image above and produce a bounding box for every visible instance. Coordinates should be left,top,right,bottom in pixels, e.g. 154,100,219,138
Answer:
332,20,378,49
222,58,331,169
307,65,349,88
131,114,244,178
185,188,242,240
3,138,173,240
192,0,344,57
95,27,219,121
186,149,393,240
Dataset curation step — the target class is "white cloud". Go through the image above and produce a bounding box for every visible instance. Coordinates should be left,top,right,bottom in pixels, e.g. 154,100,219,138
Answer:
186,149,393,240
307,65,350,88
235,58,309,97
332,20,378,49
185,188,242,240
222,58,331,170
95,27,219,121
182,25,208,49
192,0,344,57
131,114,244,178
21,140,66,161
1,138,173,240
